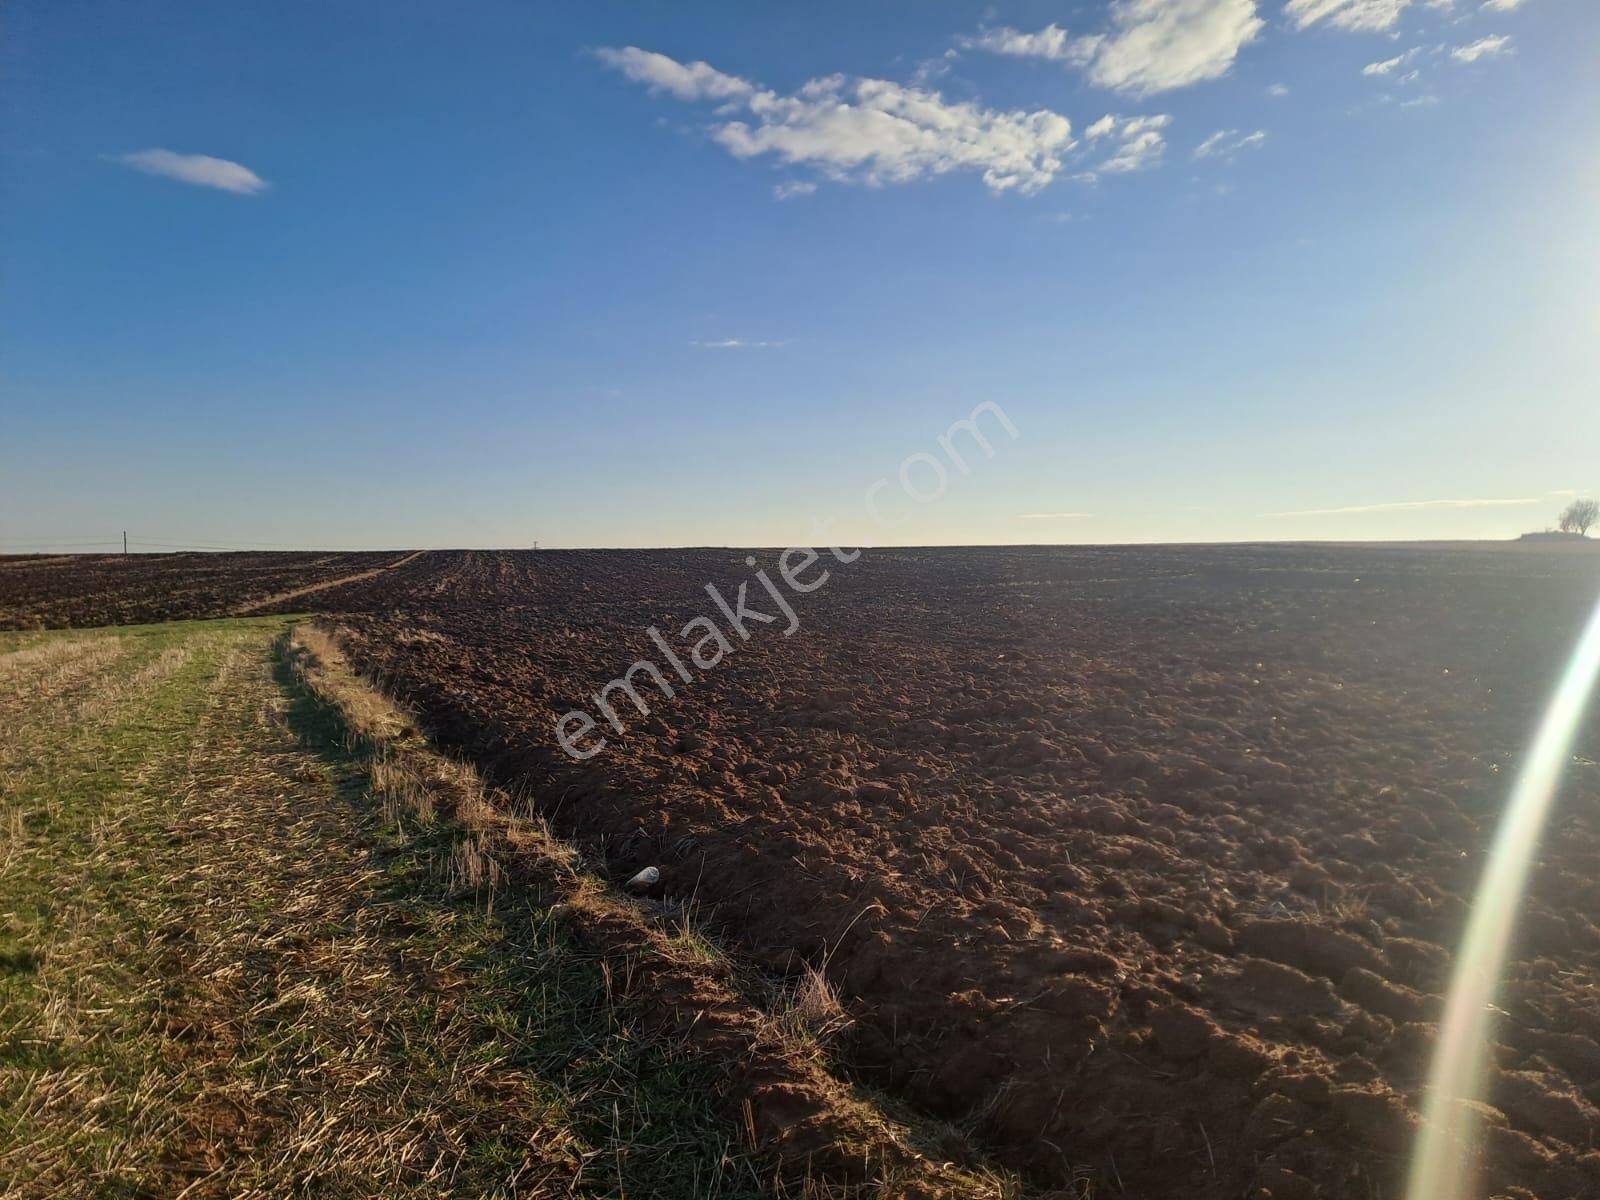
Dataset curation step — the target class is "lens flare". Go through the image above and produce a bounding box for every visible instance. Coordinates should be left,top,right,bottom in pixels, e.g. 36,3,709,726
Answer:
1406,594,1600,1200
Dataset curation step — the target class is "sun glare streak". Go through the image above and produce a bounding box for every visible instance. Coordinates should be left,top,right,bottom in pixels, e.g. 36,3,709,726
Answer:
1407,594,1600,1200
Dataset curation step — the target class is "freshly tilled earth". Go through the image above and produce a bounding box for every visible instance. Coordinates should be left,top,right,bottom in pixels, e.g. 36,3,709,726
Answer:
0,550,399,629
8,543,1600,1198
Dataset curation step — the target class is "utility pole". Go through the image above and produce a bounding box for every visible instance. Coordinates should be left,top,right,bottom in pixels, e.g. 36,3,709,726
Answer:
123,531,128,556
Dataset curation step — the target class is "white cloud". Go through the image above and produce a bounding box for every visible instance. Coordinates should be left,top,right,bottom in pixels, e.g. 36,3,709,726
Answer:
1481,0,1529,10
601,48,1078,194
1363,48,1420,75
1452,34,1512,62
962,0,1264,97
1285,0,1410,32
593,46,751,101
1082,113,1173,177
1086,0,1265,94
1102,131,1168,173
112,149,267,194
1266,496,1541,517
690,338,785,349
773,180,817,200
1193,128,1267,160
959,23,1077,61
910,50,959,86
1267,82,1291,96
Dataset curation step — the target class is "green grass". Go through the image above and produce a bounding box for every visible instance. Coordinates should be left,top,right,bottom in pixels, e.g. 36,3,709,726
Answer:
277,648,779,1199
0,617,777,1198
1,618,296,1193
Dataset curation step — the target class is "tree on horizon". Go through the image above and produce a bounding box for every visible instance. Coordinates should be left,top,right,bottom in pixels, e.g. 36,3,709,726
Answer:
1558,498,1599,537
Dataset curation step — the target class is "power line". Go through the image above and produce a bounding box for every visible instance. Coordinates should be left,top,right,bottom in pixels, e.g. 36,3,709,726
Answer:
0,538,124,548
3,533,421,553
0,544,122,553
131,540,300,552
127,533,346,550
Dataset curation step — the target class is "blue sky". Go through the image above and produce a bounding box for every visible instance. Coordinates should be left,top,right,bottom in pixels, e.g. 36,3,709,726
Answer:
2,0,1595,550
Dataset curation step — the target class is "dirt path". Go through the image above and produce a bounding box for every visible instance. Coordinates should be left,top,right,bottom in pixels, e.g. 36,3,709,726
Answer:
232,549,429,614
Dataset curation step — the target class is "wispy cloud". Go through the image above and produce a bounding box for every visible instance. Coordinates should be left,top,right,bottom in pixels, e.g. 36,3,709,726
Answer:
961,0,1264,98
1286,0,1410,32
1021,511,1095,519
960,24,1077,62
1480,0,1530,11
773,180,817,200
1265,496,1542,517
1193,128,1267,161
112,149,267,194
910,51,959,87
1452,34,1513,63
600,47,1076,195
690,338,785,349
593,47,753,101
1363,48,1421,76
1267,83,1291,97
1080,113,1173,176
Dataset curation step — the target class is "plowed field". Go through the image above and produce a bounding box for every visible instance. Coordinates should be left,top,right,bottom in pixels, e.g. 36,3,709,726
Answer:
8,542,1600,1198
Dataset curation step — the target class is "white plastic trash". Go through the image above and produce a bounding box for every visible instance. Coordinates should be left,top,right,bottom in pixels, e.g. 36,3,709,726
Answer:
626,866,661,890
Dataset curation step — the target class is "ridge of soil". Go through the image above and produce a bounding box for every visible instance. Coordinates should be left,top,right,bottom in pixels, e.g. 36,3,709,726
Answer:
7,544,1600,1197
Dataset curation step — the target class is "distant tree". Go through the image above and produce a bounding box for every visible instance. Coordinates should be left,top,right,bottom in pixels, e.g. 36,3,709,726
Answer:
1559,498,1599,537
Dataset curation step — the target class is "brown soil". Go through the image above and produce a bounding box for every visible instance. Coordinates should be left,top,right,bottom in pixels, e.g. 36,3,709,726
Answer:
231,548,428,613
0,550,399,629
293,621,988,1198
9,542,1600,1198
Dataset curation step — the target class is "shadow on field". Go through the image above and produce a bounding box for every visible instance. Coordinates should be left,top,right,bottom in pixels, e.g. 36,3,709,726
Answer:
265,630,784,1200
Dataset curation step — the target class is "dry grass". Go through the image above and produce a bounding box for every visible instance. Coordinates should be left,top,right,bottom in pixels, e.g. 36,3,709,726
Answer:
0,619,765,1197
288,624,1020,1200
771,965,855,1052
0,621,268,1196
0,635,111,678
0,636,128,733
0,618,1015,1199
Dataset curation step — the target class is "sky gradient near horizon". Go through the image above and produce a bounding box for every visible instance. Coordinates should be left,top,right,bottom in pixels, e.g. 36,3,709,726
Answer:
2,0,1597,551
